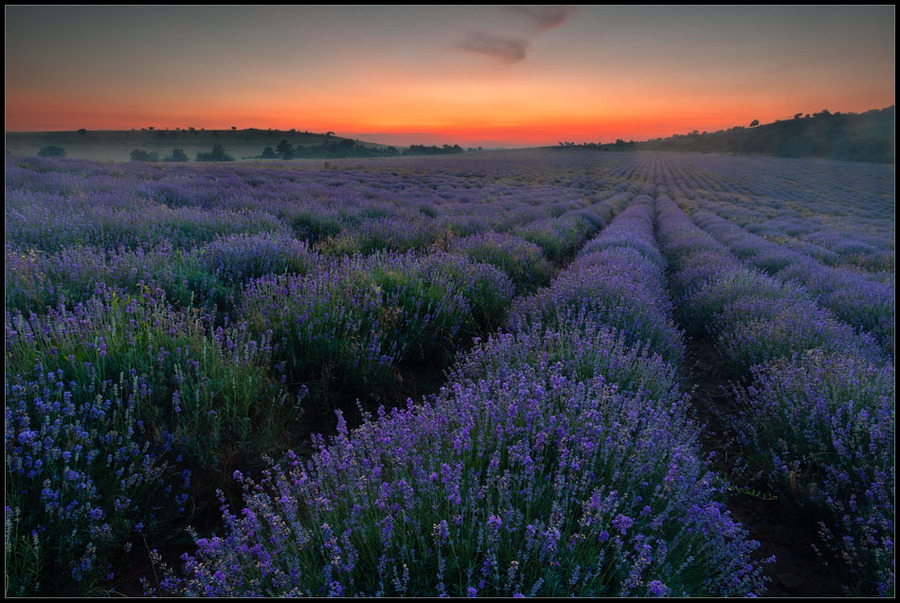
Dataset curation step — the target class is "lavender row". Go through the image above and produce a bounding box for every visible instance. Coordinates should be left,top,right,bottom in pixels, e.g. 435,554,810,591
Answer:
655,153,894,275
682,202,894,354
507,195,683,368
151,193,768,596
654,194,894,596
6,234,320,317
239,250,516,408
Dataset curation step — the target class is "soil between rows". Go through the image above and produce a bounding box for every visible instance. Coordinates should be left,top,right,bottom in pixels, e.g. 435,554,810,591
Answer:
681,334,854,597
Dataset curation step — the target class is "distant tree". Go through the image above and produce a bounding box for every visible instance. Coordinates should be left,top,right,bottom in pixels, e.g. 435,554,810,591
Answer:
196,143,234,162
275,139,294,160
164,148,189,162
77,128,88,135
261,146,276,159
37,145,66,157
749,119,760,127
130,149,160,162
232,126,237,131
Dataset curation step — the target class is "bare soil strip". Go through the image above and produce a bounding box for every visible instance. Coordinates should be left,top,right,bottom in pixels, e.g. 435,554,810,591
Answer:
682,334,854,597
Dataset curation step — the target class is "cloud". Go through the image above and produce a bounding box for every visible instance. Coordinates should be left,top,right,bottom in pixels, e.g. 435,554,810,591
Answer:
456,32,530,65
510,5,579,32
455,6,577,65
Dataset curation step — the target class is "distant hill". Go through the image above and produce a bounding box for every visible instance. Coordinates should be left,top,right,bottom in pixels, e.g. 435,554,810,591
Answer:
636,106,894,163
4,128,470,162
549,106,894,163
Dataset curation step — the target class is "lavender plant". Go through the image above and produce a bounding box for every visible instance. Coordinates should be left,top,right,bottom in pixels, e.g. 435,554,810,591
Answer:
240,251,514,406
5,366,190,596
199,232,321,284
449,231,554,294
6,284,298,479
735,351,894,596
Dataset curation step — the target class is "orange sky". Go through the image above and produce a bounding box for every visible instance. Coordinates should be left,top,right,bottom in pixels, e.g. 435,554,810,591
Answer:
5,6,895,148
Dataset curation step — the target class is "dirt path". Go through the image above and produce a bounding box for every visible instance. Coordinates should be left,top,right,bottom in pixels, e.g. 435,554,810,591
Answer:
682,334,855,597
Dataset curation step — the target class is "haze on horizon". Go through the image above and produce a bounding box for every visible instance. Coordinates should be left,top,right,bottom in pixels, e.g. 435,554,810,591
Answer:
5,5,895,148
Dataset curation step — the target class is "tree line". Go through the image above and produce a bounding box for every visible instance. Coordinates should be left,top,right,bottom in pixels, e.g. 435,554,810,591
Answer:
36,141,472,162
259,140,469,160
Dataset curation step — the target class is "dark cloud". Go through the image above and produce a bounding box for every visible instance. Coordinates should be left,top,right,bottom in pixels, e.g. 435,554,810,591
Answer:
455,6,576,66
456,32,530,65
510,5,579,32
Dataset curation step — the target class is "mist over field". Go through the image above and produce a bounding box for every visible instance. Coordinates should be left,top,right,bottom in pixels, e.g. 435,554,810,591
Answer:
5,4,895,599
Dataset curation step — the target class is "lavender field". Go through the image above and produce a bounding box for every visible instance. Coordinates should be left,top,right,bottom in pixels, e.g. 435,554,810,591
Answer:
5,150,894,597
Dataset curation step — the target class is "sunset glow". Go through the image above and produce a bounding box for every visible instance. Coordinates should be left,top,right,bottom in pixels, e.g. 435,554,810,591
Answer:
6,5,895,147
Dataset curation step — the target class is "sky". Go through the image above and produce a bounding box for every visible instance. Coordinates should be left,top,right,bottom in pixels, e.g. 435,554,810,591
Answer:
5,5,895,148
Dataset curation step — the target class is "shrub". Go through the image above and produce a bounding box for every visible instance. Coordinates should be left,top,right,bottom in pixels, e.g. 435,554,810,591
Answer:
164,148,189,162
130,149,159,162
289,210,343,245
196,144,234,162
37,146,66,158
508,248,684,368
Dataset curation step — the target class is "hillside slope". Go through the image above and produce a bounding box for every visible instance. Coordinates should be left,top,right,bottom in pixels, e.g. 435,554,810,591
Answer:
637,106,894,163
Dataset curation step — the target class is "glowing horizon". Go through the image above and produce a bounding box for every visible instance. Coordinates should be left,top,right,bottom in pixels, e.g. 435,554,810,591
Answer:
5,6,895,148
